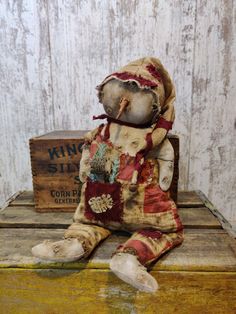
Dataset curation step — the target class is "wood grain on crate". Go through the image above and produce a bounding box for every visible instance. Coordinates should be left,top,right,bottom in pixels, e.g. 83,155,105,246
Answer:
29,130,85,211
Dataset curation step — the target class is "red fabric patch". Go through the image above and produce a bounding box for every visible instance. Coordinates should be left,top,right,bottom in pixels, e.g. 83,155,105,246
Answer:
109,72,158,88
156,117,173,131
85,181,123,223
146,64,162,82
139,161,154,183
117,154,136,181
144,185,173,213
89,143,98,158
122,239,156,265
138,229,162,239
103,123,110,140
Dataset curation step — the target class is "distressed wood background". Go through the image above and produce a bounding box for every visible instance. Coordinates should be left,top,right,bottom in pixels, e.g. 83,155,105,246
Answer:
0,0,235,223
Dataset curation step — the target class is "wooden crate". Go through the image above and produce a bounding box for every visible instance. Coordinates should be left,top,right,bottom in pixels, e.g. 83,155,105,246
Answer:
30,130,87,212
0,190,235,313
29,130,179,212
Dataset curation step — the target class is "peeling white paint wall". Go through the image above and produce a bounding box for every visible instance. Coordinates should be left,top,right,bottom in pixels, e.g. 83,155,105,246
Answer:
0,0,235,223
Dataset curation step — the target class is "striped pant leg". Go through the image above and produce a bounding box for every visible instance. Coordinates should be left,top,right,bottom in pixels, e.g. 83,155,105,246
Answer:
115,228,184,266
64,223,111,258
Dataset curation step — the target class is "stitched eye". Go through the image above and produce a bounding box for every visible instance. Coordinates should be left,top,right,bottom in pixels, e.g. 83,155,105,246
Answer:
152,103,158,111
131,141,139,147
105,105,113,114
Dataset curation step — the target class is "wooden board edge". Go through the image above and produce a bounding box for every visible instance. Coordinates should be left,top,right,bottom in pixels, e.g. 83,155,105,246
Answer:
30,130,88,140
0,191,24,211
0,263,236,273
8,190,35,207
35,209,76,212
0,222,223,230
0,223,70,229
196,190,236,238
9,190,205,208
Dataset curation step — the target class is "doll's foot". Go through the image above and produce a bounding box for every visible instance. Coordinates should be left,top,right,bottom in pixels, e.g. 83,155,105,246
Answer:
32,238,85,262
110,253,158,292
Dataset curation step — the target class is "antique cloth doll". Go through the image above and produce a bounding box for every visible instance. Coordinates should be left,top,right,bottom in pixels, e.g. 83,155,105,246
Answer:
32,57,184,292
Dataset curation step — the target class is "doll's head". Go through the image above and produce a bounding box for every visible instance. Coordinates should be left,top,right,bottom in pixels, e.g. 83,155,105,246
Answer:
99,79,161,124
96,57,176,126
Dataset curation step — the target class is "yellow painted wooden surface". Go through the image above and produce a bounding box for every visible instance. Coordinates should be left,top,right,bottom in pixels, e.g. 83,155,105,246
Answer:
0,269,236,314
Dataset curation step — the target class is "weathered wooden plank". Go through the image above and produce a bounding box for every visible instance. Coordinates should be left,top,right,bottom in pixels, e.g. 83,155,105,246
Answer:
178,207,221,229
9,190,204,208
0,191,23,211
0,206,221,229
0,268,235,314
0,206,73,228
0,228,235,272
8,191,35,207
189,0,236,223
177,190,204,207
0,0,54,208
197,190,236,238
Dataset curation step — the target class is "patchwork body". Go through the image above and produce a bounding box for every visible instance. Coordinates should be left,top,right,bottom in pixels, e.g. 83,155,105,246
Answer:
64,122,184,266
74,123,182,234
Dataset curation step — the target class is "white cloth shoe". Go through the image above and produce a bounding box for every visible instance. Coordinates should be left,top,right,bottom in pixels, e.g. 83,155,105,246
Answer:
32,238,85,262
110,253,158,292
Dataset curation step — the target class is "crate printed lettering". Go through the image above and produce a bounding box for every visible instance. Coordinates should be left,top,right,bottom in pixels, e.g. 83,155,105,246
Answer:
51,189,81,204
48,143,83,160
48,163,80,173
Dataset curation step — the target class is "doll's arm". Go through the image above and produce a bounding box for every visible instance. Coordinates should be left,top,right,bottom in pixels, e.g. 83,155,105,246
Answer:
79,127,101,182
151,100,175,148
156,138,174,191
79,144,91,183
130,138,173,191
151,86,175,148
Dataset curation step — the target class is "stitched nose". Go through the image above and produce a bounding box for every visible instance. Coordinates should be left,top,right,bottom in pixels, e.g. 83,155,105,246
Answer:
116,97,129,119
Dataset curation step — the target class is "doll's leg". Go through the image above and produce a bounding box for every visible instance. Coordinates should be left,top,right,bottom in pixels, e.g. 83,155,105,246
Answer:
110,229,183,292
32,223,111,262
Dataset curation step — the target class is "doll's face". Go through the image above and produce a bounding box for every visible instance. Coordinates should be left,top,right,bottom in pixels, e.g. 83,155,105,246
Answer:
100,79,161,124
